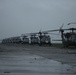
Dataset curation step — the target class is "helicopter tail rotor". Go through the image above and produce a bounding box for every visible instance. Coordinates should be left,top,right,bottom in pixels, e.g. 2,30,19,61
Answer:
59,23,64,33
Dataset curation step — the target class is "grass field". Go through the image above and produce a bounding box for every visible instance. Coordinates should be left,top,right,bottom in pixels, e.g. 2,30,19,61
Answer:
52,43,76,49
51,43,64,47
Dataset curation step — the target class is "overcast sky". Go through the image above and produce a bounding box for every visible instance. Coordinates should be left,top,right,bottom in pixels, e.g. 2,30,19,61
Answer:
0,0,76,39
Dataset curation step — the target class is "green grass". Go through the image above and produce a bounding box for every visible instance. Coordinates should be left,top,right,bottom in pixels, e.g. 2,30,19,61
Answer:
51,43,63,47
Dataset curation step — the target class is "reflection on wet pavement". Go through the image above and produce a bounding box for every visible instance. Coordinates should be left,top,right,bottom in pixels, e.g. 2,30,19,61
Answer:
0,52,76,75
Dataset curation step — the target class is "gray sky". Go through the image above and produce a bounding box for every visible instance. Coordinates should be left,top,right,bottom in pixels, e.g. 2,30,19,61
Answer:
0,0,76,39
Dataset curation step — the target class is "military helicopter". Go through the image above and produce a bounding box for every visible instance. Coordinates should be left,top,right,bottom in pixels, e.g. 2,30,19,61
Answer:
21,34,29,44
37,31,51,46
29,34,38,44
42,23,76,47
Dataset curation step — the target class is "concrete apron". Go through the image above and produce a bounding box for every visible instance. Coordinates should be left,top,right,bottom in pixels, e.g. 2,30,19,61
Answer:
0,52,76,75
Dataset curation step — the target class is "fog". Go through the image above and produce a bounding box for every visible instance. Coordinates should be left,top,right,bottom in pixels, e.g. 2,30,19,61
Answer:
0,0,76,40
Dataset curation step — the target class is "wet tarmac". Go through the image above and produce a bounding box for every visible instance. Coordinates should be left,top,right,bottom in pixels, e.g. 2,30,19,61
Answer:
0,44,76,75
0,52,76,75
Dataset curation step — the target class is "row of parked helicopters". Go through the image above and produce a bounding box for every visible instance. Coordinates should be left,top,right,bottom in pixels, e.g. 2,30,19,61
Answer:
2,22,76,47
2,33,51,45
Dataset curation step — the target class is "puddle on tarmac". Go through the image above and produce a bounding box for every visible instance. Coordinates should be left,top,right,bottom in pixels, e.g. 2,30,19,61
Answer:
0,53,76,75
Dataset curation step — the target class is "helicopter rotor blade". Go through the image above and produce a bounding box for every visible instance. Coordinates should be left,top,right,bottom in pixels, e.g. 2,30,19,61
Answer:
42,28,76,33
60,23,64,29
48,33,60,35
67,22,76,25
59,23,64,33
